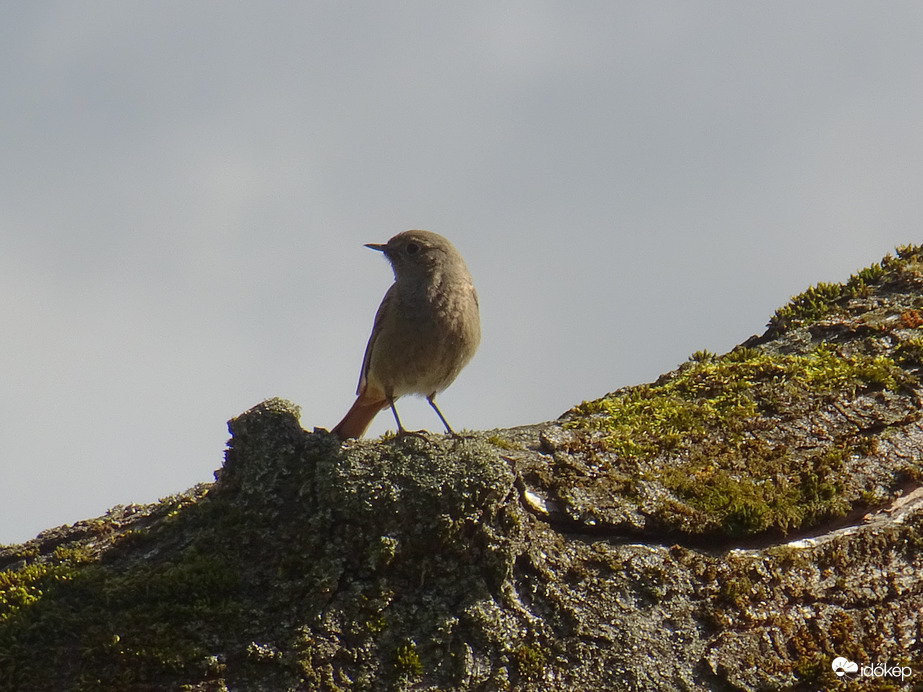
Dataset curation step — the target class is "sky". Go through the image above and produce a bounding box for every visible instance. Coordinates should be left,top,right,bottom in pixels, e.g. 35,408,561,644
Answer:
2,2,923,544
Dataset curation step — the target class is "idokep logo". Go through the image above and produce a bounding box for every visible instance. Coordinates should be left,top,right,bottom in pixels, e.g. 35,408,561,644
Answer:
831,656,913,682
831,657,858,677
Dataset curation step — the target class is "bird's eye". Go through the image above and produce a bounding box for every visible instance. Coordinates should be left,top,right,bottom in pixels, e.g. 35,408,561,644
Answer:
405,242,420,255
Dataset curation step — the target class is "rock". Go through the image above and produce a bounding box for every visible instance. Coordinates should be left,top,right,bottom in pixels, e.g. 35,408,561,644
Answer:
2,246,923,690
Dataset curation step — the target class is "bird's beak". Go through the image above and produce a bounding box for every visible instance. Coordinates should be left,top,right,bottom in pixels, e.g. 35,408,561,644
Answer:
364,242,387,253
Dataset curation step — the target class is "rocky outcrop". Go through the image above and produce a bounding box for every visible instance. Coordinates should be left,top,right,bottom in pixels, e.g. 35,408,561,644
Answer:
2,247,923,691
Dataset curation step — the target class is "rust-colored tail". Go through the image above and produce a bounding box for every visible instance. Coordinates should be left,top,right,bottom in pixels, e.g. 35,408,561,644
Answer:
332,396,389,440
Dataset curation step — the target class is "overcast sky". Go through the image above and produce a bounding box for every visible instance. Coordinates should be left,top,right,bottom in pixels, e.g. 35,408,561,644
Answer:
2,2,922,544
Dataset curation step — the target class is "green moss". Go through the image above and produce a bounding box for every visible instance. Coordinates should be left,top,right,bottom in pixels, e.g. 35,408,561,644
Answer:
894,336,923,366
792,653,840,688
894,243,923,262
0,493,248,691
768,244,923,334
0,563,51,618
512,644,545,681
0,545,93,622
717,575,753,610
565,343,901,463
486,435,519,451
393,641,422,679
771,280,849,329
664,441,852,535
663,464,793,535
563,342,903,536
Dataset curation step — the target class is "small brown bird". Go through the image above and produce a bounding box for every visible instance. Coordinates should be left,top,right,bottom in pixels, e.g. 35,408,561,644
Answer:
332,230,481,440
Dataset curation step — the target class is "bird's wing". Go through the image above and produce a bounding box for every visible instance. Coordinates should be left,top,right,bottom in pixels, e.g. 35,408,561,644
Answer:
357,284,396,396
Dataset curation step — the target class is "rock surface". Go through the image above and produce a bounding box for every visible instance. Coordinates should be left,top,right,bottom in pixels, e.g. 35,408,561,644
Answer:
2,246,923,691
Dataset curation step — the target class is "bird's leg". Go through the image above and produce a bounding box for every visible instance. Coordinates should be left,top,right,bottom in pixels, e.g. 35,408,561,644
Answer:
387,396,407,433
388,396,429,440
426,395,461,437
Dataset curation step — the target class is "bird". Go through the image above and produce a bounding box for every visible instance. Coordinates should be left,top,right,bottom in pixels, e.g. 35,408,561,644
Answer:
332,230,480,440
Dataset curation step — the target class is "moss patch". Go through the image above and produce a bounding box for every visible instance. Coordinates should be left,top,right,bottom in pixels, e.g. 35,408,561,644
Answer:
561,343,909,535
0,491,249,691
556,246,923,538
767,243,923,334
566,344,903,462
